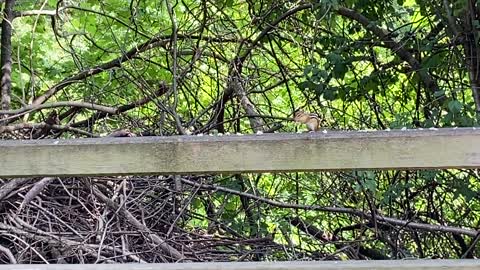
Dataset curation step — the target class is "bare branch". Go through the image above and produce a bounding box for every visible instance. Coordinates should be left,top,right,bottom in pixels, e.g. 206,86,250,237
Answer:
14,9,56,18
181,178,479,237
87,181,186,261
71,83,169,128
0,122,97,137
0,101,117,115
31,37,170,107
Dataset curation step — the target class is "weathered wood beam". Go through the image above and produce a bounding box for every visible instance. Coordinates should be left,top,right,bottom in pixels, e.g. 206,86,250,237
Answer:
0,260,478,269
1,128,480,177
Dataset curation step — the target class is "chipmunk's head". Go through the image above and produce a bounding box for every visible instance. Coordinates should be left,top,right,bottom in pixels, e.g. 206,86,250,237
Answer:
294,109,304,116
294,109,309,122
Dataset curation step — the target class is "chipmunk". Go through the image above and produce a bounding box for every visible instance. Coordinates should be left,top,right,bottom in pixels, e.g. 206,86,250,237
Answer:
294,110,321,132
107,129,136,137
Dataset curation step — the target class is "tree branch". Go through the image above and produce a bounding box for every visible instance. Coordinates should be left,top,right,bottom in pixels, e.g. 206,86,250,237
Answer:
0,101,117,115
31,37,170,106
14,9,56,18
71,83,169,128
0,122,97,137
181,178,479,237
336,7,439,97
211,3,313,132
86,180,186,261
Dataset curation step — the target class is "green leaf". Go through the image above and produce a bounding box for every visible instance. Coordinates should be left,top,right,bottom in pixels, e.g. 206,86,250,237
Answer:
448,100,463,113
474,20,480,30
434,90,445,97
315,82,325,94
443,111,454,125
323,87,337,100
457,182,476,202
420,170,438,181
453,0,467,16
364,179,376,193
333,62,348,79
365,78,379,92
327,52,343,64
422,53,444,68
303,65,314,77
299,80,316,91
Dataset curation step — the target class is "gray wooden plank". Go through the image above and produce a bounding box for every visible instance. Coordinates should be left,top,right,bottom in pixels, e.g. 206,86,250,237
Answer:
0,260,478,270
1,128,480,177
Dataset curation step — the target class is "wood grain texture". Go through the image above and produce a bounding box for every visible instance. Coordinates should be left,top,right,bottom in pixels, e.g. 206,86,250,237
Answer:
1,128,480,177
0,260,478,270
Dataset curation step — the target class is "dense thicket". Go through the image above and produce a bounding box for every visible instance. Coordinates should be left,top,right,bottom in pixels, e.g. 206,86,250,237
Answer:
0,0,479,263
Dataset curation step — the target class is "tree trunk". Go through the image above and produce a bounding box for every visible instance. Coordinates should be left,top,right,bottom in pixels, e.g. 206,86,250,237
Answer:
1,0,15,112
463,0,480,113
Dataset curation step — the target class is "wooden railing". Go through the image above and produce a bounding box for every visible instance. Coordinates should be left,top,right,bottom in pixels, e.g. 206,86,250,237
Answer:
0,260,479,269
2,128,480,176
1,127,479,268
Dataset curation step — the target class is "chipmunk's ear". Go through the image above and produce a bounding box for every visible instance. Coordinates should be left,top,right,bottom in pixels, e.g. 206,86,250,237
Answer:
293,108,303,115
